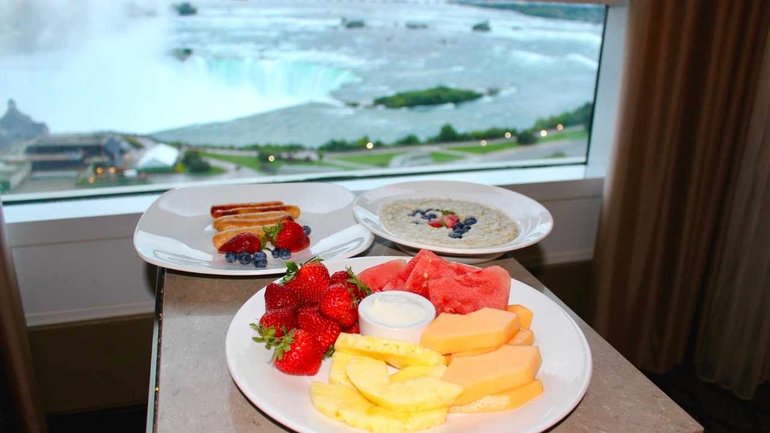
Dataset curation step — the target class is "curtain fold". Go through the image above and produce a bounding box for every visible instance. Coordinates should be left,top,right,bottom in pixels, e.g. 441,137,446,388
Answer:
694,24,770,399
589,0,770,397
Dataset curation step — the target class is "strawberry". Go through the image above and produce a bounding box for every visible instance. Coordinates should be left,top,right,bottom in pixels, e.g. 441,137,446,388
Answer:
319,284,358,328
265,220,310,252
272,328,325,375
283,258,330,305
297,306,341,352
343,321,360,334
264,282,299,311
252,306,297,340
329,267,371,302
217,232,262,254
444,213,460,229
428,219,443,228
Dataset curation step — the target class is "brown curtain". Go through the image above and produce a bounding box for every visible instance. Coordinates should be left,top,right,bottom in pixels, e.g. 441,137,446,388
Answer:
0,203,46,432
589,0,770,398
694,24,770,399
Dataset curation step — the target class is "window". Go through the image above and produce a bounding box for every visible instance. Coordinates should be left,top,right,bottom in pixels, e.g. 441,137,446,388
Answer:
0,0,609,202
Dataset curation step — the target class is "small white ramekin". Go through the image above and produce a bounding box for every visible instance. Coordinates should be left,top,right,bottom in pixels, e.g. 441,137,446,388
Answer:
358,291,437,344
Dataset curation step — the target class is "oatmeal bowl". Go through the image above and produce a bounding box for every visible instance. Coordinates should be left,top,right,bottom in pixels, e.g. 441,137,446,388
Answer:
353,180,553,262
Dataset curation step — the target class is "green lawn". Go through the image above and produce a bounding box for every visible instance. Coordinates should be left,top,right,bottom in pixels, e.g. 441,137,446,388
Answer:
538,128,588,143
431,152,465,163
203,152,262,170
335,151,402,167
452,141,517,154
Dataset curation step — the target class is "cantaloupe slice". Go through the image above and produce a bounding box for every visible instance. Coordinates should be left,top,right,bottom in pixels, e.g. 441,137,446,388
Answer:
441,345,542,405
420,308,520,355
449,380,544,413
507,329,535,346
506,305,534,329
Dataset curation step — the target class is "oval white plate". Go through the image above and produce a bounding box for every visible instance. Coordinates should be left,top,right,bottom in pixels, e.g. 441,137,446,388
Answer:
225,256,592,433
133,183,374,275
352,180,553,257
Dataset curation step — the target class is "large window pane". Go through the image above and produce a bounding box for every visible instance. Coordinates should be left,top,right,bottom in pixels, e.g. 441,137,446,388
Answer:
0,0,605,198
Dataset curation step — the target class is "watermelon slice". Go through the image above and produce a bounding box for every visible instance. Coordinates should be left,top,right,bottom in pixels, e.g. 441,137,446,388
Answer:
356,259,407,292
427,266,511,314
355,250,512,315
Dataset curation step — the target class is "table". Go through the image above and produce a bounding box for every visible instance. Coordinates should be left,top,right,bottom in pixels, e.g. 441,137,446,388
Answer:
147,240,703,432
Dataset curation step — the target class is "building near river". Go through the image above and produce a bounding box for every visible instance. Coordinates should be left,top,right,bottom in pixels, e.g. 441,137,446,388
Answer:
24,133,129,171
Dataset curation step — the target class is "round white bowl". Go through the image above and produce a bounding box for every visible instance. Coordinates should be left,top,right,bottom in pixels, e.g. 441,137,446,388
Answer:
358,291,437,343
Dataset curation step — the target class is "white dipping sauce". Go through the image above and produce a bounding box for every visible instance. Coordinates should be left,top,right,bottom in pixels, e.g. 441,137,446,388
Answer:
358,291,436,343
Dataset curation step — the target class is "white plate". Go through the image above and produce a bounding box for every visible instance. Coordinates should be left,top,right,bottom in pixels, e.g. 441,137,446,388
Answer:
352,181,553,259
225,256,592,433
133,183,374,276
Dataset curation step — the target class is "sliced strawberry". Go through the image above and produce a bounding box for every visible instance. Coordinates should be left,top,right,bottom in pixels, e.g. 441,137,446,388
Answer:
283,258,331,305
297,307,341,352
272,329,325,375
264,282,299,311
218,232,262,254
319,284,358,328
444,213,460,229
428,219,443,228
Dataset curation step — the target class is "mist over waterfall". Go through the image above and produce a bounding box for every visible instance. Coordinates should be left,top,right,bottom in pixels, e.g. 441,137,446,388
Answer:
0,0,358,134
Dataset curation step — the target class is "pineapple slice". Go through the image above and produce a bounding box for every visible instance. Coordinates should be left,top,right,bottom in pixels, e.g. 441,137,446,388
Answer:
334,333,445,369
345,357,462,412
389,365,447,383
449,379,544,414
329,351,366,388
310,382,447,433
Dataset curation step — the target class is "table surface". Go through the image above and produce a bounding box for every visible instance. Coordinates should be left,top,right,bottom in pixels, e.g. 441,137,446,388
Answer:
148,240,702,433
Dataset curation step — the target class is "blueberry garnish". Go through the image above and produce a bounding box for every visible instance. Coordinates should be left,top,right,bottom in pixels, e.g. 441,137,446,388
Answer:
237,252,253,265
224,252,237,263
254,259,268,268
271,249,280,258
449,232,463,239
278,248,292,259
464,217,477,225
425,212,437,219
254,251,267,260
302,225,312,235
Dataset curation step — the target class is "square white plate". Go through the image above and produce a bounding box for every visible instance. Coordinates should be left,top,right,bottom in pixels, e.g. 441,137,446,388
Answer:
133,183,374,275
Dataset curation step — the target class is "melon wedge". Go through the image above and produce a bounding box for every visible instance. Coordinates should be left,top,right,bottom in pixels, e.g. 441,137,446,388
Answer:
449,380,544,413
507,329,535,346
442,345,542,405
420,307,520,354
507,304,534,329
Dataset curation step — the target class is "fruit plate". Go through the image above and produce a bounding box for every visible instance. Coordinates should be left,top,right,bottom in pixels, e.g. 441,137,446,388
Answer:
225,256,592,433
352,180,553,261
133,183,374,276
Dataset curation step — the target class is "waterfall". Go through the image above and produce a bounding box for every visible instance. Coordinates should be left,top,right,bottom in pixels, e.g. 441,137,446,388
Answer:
185,57,358,101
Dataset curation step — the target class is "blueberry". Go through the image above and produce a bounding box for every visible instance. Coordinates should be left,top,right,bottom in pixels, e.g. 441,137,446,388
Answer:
224,252,237,263
278,249,292,259
271,249,280,258
425,212,437,219
254,259,268,268
302,225,312,235
449,232,463,239
254,251,267,260
454,222,466,231
463,217,477,225
237,252,253,265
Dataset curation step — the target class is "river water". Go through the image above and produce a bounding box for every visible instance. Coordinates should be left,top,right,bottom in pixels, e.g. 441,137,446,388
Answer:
0,0,604,147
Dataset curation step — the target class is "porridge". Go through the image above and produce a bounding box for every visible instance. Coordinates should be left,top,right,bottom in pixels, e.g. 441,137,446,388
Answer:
379,198,518,248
